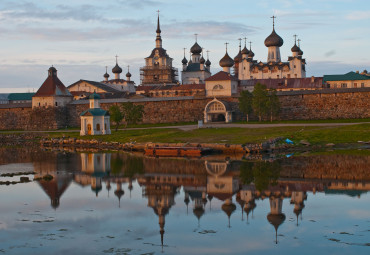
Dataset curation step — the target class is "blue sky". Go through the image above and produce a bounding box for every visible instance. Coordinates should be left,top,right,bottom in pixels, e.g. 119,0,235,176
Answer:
0,0,369,92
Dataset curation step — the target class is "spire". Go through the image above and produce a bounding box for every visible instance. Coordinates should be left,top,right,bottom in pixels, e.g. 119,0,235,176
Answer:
156,10,161,34
155,10,162,48
238,38,242,51
293,34,298,44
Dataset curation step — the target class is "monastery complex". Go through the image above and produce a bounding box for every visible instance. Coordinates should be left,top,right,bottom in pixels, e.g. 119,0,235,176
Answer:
0,13,369,131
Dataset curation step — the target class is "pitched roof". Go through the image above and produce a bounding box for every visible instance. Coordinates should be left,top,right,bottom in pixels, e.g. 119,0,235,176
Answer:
205,71,239,82
102,79,134,84
68,80,122,93
8,93,35,101
240,77,323,89
147,47,169,58
323,72,370,82
80,108,109,117
34,71,72,97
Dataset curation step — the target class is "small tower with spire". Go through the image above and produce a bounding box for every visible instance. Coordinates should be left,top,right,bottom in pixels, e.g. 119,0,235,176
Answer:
182,48,188,71
126,65,131,82
233,38,242,77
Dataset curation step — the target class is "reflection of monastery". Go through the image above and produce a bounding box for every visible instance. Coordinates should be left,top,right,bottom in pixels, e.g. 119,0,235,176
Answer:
32,152,370,245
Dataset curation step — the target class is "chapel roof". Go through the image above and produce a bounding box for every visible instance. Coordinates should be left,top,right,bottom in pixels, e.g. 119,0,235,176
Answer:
33,67,72,97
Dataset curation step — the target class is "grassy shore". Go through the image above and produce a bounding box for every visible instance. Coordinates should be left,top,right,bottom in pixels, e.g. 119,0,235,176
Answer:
46,123,370,145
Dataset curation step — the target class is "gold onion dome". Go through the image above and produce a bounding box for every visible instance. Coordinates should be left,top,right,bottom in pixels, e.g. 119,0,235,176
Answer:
264,29,284,47
219,52,234,67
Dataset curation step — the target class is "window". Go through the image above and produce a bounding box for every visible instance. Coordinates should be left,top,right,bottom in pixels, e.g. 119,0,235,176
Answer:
361,83,365,88
213,84,224,90
55,102,58,106
341,83,347,88
105,123,107,130
354,83,357,88
96,123,100,131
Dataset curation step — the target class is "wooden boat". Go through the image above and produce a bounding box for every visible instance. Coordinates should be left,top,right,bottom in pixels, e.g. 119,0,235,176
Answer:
145,146,213,157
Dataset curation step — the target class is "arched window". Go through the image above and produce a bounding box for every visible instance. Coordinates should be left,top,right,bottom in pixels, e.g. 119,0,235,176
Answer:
213,84,224,90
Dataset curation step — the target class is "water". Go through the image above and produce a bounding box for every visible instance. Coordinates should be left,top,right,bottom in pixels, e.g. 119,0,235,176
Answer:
0,148,369,255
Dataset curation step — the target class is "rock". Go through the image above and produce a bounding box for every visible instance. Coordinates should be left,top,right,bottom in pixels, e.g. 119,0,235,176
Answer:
300,140,311,146
326,143,335,147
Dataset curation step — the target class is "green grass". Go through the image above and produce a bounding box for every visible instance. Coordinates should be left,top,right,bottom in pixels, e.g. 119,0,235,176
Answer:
47,123,370,145
233,118,370,124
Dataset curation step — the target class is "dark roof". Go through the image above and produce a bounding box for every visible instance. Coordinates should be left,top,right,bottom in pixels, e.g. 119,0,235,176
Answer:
323,72,370,82
34,71,72,97
219,52,234,67
68,80,122,93
80,108,109,117
185,63,210,72
147,47,169,58
112,64,122,74
8,93,35,101
205,71,239,82
291,43,300,52
264,29,284,47
190,42,202,54
136,83,205,92
240,77,324,89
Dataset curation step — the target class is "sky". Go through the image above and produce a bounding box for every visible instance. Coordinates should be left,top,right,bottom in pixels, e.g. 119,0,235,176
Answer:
0,0,369,93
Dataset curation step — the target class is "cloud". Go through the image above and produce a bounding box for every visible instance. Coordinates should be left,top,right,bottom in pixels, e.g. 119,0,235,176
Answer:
118,0,163,8
324,50,336,57
346,11,370,20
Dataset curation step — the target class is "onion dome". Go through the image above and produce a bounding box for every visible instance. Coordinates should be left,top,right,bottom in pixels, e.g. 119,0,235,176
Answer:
291,43,300,52
219,52,234,67
264,29,284,47
248,50,255,58
205,59,211,66
182,57,188,65
200,56,205,64
126,71,131,78
234,51,242,62
298,49,303,56
89,92,100,100
188,59,193,65
104,72,109,79
241,46,249,55
190,42,202,54
112,63,122,74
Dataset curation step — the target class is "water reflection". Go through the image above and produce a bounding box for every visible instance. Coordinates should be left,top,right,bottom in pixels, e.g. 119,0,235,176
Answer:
0,149,369,254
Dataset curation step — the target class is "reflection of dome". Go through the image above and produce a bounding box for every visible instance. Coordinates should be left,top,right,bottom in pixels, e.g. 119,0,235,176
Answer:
267,213,286,244
193,207,205,220
264,29,284,47
91,186,102,197
221,203,236,217
219,53,234,67
190,42,202,54
114,189,124,200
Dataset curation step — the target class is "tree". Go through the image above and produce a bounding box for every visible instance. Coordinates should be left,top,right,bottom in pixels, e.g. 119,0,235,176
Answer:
109,105,123,131
252,83,269,121
267,89,280,122
238,90,253,122
121,102,144,128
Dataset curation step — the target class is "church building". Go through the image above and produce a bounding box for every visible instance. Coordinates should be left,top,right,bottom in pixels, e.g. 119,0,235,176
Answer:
32,66,73,109
238,17,306,80
140,13,178,86
181,37,212,84
80,92,111,136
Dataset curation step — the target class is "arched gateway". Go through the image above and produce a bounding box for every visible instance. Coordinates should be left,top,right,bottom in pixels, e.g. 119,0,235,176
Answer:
204,98,233,123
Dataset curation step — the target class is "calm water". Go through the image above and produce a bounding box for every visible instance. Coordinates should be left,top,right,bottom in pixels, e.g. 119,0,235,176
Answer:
0,148,369,255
